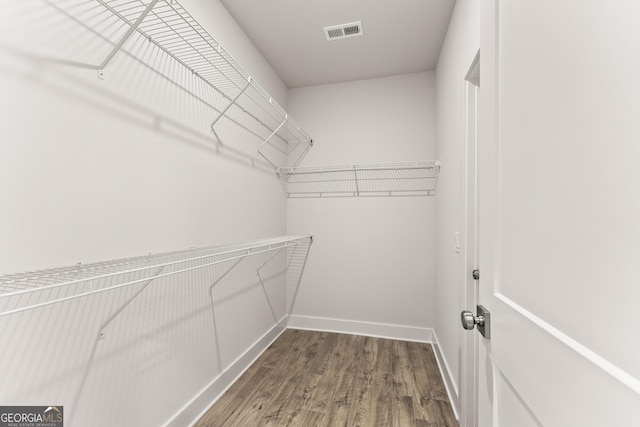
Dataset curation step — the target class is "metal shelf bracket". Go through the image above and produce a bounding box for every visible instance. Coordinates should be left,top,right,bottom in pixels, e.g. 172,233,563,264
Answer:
97,0,161,75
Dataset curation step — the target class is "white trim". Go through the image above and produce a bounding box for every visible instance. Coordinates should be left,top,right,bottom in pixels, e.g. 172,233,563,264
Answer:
432,330,461,421
287,314,433,343
464,50,481,86
163,317,288,427
496,293,640,394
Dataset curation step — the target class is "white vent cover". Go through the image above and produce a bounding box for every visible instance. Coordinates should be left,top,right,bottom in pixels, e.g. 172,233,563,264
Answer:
323,21,363,41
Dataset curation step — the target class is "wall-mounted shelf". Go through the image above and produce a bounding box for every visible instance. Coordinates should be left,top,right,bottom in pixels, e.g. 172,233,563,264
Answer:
89,0,312,167
0,236,312,424
0,236,313,317
277,161,441,198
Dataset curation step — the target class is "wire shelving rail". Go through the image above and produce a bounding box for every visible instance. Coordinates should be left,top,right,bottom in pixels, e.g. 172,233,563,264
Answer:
276,161,441,198
63,0,313,167
0,235,312,424
0,235,313,316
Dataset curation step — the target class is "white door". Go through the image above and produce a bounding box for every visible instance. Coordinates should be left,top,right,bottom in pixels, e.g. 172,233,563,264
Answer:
474,0,640,425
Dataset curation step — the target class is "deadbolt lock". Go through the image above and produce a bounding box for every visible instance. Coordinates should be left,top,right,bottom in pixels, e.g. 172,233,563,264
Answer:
460,305,490,339
472,269,480,280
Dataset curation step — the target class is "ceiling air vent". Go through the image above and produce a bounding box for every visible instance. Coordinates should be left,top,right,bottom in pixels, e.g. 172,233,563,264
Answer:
323,21,363,41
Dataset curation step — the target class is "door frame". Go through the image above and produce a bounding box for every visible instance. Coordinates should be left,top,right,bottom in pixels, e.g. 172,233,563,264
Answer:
461,50,480,427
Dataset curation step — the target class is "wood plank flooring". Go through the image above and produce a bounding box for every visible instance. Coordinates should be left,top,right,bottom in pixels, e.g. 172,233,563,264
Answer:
196,329,458,427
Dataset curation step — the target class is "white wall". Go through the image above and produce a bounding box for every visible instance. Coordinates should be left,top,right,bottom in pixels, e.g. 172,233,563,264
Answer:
286,72,437,340
0,0,289,273
434,0,479,412
0,0,292,425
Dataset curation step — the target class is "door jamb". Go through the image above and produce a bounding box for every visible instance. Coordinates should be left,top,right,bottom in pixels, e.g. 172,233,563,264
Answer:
461,49,481,427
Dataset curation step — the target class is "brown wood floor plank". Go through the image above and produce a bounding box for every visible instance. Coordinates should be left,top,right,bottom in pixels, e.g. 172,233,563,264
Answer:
271,348,328,426
308,332,337,375
434,398,459,427
420,344,449,402
260,329,316,370
374,337,396,426
410,341,458,425
392,341,410,395
323,334,363,426
295,409,326,427
196,330,314,427
302,333,352,415
258,331,322,426
393,341,418,424
196,330,459,427
371,372,394,426
405,341,440,423
345,335,376,426
194,365,272,427
279,332,339,423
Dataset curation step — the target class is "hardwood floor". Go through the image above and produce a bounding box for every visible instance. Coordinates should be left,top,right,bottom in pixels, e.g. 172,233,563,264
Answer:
196,329,458,427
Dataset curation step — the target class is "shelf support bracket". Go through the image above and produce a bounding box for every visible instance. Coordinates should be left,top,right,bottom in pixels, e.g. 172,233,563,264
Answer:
210,78,252,137
256,246,286,322
257,117,287,168
288,239,312,315
353,166,360,196
97,0,160,77
71,265,165,421
209,256,247,369
287,139,313,168
96,266,166,339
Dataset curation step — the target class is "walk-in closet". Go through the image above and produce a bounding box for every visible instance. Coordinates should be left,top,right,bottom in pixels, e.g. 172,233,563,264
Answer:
0,1,452,424
5,0,636,426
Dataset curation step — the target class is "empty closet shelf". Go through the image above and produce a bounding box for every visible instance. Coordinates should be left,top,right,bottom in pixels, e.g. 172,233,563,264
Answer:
276,161,441,197
0,235,313,317
87,0,312,166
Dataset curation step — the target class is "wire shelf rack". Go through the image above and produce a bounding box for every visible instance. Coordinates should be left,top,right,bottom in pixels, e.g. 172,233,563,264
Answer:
68,0,312,167
100,0,312,166
0,235,313,316
0,235,312,423
276,161,441,198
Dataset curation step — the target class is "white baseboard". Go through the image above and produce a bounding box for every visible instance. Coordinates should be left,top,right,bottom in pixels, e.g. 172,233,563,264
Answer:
431,329,460,420
163,317,288,427
287,314,433,343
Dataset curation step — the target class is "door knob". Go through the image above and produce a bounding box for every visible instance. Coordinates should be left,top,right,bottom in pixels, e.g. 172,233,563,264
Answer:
461,310,484,329
460,305,491,339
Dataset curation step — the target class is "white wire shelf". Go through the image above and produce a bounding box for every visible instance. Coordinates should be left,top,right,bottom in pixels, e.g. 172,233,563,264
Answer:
0,235,313,316
55,0,313,167
0,235,312,420
101,0,312,167
276,161,441,198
